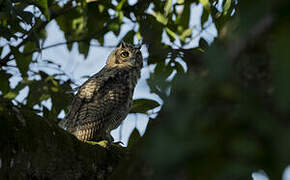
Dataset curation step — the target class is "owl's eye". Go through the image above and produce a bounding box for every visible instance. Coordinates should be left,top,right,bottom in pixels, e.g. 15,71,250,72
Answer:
120,51,129,58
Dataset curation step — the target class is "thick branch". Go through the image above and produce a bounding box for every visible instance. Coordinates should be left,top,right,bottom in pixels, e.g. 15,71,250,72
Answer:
0,97,124,179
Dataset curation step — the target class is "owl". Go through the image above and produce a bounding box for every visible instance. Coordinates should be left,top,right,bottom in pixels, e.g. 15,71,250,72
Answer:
59,42,143,143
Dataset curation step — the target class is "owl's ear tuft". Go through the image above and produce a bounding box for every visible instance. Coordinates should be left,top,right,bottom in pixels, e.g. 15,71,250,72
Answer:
119,41,127,48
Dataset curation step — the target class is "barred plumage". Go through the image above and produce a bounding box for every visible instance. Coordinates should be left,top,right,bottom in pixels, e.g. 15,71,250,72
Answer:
59,42,143,142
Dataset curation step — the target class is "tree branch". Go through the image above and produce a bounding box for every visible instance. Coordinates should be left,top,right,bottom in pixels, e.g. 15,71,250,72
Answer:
0,96,125,179
18,40,115,61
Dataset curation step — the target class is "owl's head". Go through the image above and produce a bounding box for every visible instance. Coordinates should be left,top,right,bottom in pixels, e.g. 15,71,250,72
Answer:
106,42,143,70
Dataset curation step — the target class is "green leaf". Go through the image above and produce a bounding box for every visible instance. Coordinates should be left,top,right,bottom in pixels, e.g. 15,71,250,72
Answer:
223,0,232,15
179,28,192,42
98,4,105,13
39,94,50,101
176,1,190,30
122,30,135,44
26,81,45,107
4,91,18,99
177,0,184,4
108,21,121,36
165,27,177,41
97,36,104,46
116,0,126,11
152,11,168,25
23,41,35,58
127,128,141,149
116,11,124,21
78,41,90,59
164,0,172,16
0,70,12,94
199,0,210,11
199,37,209,50
136,32,142,40
130,99,160,114
201,8,209,26
11,46,31,78
36,0,50,20
73,16,86,35
67,43,73,52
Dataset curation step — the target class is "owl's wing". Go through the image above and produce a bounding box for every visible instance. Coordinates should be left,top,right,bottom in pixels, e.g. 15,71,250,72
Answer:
59,68,111,128
60,68,130,141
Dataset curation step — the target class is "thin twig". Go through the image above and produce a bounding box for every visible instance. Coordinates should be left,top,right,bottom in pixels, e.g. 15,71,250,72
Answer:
23,40,115,57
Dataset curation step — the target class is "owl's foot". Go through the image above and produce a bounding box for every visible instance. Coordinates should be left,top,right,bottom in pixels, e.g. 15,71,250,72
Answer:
84,140,109,148
85,140,128,158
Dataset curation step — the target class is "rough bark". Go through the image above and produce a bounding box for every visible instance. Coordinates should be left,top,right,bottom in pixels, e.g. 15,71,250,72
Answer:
0,97,124,179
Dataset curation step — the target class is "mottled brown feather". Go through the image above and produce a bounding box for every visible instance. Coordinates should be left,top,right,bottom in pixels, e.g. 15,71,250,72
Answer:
59,42,143,142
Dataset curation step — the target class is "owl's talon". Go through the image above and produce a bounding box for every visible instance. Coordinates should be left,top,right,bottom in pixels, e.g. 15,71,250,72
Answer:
85,140,109,148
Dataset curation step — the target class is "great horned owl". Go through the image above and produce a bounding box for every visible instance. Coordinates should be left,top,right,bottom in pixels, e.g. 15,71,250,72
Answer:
59,42,143,142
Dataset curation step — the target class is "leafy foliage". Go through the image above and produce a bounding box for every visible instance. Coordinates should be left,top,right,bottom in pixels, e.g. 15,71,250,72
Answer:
130,98,160,114
1,0,290,179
